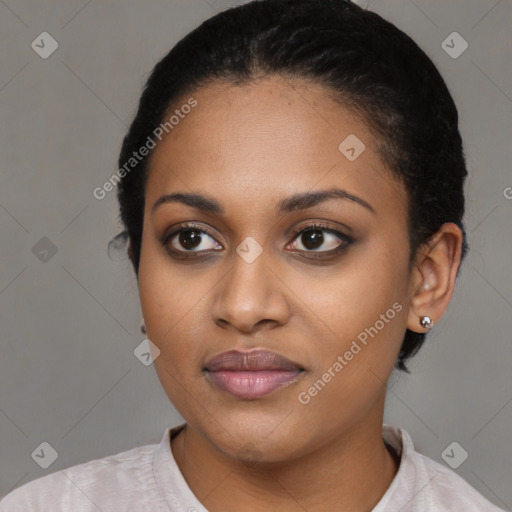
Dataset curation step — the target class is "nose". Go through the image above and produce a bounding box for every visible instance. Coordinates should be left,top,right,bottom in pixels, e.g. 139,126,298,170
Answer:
211,248,291,334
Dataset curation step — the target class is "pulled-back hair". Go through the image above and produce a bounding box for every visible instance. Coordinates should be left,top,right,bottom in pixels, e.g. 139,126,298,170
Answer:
116,0,468,372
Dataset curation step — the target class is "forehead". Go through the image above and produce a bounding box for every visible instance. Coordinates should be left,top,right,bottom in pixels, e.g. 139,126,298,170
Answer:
145,76,407,220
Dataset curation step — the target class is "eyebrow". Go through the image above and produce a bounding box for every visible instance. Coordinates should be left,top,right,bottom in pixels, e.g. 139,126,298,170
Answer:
151,187,376,216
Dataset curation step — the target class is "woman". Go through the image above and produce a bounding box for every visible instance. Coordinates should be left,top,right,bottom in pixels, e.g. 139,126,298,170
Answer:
1,0,506,510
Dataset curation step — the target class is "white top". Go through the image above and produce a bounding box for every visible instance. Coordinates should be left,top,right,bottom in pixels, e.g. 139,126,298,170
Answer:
0,423,506,511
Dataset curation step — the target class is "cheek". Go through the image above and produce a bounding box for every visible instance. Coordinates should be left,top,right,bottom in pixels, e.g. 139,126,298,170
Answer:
293,273,408,430
138,254,208,407
137,239,221,394
298,243,409,339
294,239,411,403
139,276,205,359
138,243,186,350
138,235,205,334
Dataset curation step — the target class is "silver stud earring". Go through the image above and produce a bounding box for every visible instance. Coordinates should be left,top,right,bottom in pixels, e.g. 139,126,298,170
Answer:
420,316,433,329
141,322,147,335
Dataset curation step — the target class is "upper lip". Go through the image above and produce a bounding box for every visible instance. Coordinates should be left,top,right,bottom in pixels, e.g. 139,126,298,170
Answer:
205,349,304,372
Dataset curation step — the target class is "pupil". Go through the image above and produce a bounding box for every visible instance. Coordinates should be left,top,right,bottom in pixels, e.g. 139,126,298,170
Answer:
302,229,323,249
180,230,202,250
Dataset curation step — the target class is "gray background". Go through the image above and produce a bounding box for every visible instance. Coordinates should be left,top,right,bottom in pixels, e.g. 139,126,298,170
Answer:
0,0,510,508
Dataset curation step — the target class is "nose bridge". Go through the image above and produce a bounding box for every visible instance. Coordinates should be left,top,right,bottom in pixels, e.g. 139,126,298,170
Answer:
212,240,290,332
230,242,269,300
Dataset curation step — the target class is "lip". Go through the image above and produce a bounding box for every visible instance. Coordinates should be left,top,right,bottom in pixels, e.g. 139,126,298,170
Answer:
205,349,305,400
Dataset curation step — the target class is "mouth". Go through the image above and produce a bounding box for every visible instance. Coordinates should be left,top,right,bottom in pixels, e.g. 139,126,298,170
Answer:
204,349,305,400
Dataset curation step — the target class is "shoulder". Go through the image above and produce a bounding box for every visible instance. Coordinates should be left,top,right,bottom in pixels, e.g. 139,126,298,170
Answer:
380,426,507,512
0,440,162,512
414,451,506,511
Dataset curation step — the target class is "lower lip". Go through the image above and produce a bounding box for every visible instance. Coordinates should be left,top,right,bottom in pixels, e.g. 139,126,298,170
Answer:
207,370,303,400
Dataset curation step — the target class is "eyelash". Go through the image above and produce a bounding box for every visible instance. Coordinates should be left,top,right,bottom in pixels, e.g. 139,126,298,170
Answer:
161,222,354,260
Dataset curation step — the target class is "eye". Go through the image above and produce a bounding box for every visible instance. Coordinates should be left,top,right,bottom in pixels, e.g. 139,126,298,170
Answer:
161,221,352,259
287,223,352,254
163,223,223,254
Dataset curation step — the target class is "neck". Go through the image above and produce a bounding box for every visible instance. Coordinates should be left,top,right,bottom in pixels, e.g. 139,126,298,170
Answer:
171,404,399,511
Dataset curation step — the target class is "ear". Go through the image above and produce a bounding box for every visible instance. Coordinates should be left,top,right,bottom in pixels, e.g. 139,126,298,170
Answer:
407,223,464,333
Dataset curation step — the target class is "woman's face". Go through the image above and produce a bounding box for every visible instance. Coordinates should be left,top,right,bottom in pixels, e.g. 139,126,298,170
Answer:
138,76,414,462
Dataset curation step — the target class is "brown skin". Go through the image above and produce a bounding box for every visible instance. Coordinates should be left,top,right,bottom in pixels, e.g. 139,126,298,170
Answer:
137,76,463,511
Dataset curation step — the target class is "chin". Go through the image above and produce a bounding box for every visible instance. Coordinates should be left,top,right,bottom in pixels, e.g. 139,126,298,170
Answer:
199,412,315,465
